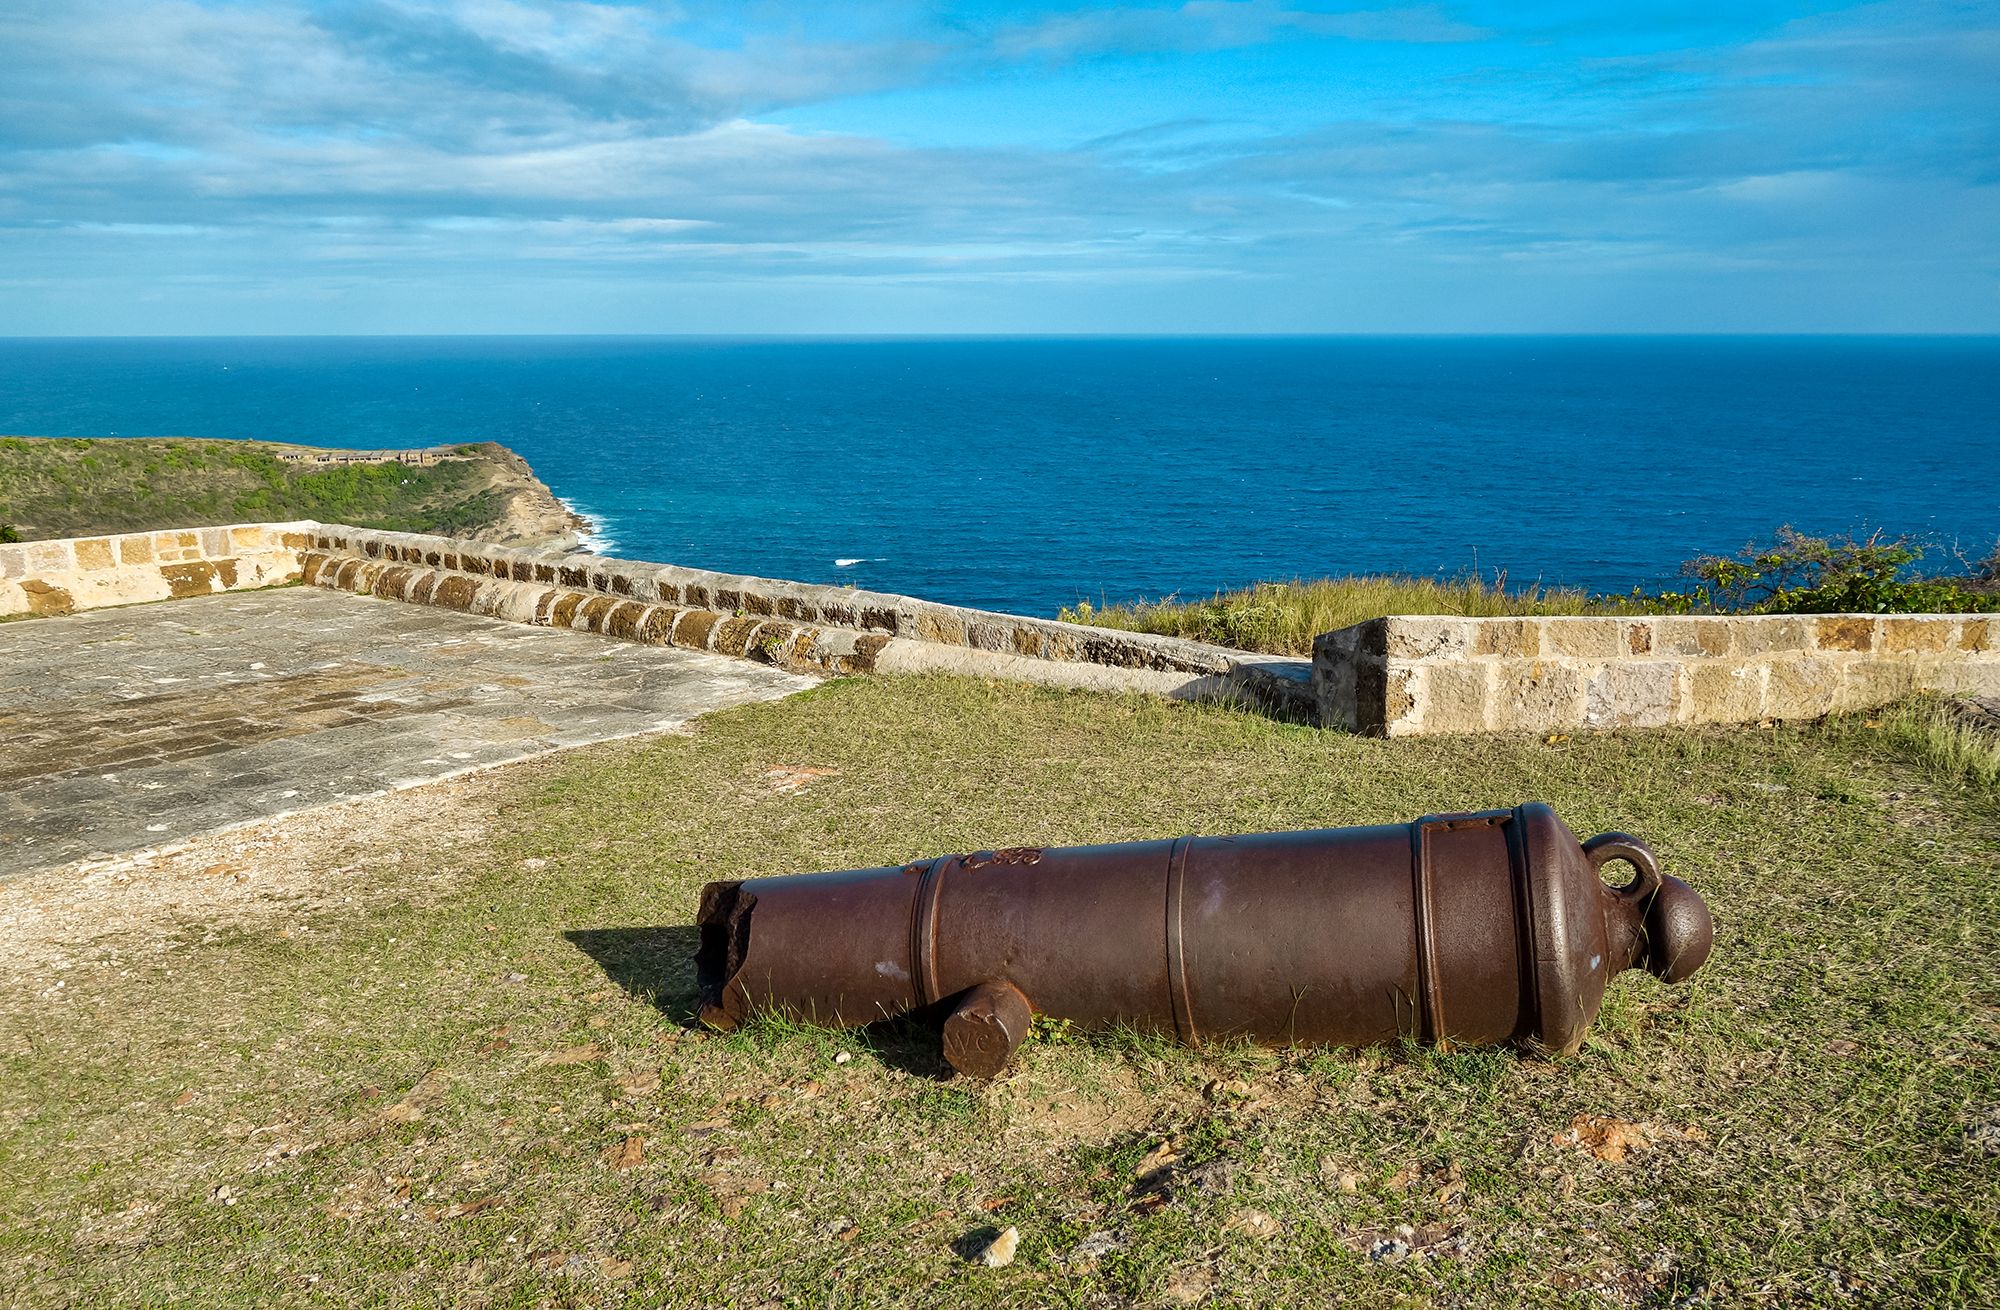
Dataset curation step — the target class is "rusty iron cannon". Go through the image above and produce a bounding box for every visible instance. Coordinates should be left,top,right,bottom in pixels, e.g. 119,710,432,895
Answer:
695,803,1712,1077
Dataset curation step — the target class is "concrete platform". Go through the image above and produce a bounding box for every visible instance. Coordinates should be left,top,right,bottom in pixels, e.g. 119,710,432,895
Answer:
0,588,814,878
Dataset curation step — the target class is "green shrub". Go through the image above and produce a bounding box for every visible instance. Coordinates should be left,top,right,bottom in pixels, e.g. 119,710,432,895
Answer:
1624,527,2000,615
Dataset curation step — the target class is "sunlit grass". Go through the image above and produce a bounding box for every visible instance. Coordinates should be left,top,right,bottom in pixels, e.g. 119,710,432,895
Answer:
1062,573,1607,654
2,677,1996,1306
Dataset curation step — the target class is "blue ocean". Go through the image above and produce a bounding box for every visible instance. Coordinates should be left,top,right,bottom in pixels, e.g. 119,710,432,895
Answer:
1,337,1993,616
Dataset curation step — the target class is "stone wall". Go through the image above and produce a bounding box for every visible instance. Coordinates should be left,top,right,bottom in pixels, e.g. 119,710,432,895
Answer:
0,523,312,619
47,519,1976,738
290,528,1312,724
303,525,1238,670
1316,613,2000,736
297,525,1314,717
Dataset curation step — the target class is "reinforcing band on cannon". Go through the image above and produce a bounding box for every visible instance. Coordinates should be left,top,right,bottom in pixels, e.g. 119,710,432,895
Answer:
695,803,1713,1077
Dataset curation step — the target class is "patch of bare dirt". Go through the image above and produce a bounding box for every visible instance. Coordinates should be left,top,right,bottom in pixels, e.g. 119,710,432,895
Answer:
0,767,526,993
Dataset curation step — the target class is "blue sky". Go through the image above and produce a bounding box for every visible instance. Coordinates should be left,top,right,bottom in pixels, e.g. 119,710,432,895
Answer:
1,0,1995,333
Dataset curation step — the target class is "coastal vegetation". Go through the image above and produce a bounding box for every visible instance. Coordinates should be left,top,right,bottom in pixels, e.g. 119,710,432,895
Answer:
1062,575,1604,655
0,437,551,543
1068,528,2000,655
1,675,1994,1306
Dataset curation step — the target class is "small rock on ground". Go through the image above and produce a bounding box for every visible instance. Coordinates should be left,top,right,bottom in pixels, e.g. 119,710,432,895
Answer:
979,1226,1019,1268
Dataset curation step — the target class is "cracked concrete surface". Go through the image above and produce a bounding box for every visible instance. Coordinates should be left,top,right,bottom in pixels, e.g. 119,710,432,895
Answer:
0,587,814,878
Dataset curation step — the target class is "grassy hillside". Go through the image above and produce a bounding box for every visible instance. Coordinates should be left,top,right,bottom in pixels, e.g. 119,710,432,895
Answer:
1,677,1995,1306
0,437,524,541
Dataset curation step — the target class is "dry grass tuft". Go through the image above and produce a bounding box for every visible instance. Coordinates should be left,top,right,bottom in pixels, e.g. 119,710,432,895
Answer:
1062,574,1605,654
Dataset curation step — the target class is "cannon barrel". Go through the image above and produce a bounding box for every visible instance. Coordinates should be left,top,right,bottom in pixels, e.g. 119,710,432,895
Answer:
694,803,1713,1077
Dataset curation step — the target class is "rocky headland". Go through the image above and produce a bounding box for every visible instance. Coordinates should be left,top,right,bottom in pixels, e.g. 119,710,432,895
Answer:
0,435,591,551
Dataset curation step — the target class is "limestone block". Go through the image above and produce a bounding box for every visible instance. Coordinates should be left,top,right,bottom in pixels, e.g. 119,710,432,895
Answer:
914,610,968,646
1416,661,1492,734
674,611,722,649
1474,619,1539,659
638,607,680,645
1491,660,1587,732
1313,654,1362,732
160,561,224,598
1731,617,1811,655
1543,619,1622,660
20,579,76,616
1958,617,1998,653
73,538,115,570
231,526,267,551
603,601,647,639
1584,661,1678,728
1878,617,1953,654
1937,659,2000,696
1653,618,1732,657
1621,620,1655,655
1833,660,1921,712
487,583,546,625
431,575,480,611
1814,616,1876,652
1384,667,1418,728
1763,655,1841,720
0,545,25,580
118,535,154,565
847,633,893,674
1382,617,1473,661
369,565,413,600
1688,662,1765,724
201,527,230,557
25,541,71,574
1314,620,1384,664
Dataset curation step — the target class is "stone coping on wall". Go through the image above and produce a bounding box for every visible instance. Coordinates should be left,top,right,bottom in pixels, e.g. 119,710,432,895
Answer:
303,524,1246,675
0,522,313,618
297,525,1315,719
1315,613,2000,736
302,523,1327,678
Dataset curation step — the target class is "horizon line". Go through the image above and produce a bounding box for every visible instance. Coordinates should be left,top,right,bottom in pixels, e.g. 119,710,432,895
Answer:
3,330,1998,342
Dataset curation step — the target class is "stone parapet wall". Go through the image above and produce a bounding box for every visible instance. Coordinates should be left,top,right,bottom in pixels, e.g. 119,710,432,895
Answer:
298,542,1314,713
0,523,313,619
303,525,1240,676
1316,614,2000,736
301,546,890,678
296,527,1314,717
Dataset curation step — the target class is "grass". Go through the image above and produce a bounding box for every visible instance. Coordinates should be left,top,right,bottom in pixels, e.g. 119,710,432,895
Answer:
1884,695,2000,790
1061,575,1607,655
0,436,520,541
2,675,1998,1307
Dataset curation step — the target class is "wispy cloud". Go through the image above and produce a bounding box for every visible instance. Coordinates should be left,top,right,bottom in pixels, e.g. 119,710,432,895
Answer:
0,0,1993,332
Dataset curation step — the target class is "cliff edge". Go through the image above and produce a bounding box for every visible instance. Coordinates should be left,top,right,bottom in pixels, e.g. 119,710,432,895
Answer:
0,436,591,551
